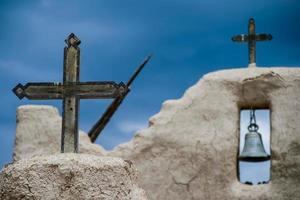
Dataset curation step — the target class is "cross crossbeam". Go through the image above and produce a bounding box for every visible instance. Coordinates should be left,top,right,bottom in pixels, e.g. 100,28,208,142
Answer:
13,82,125,99
232,18,272,65
12,33,128,153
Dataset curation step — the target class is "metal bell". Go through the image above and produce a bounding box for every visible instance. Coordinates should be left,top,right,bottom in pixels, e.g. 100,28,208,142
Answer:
239,110,270,161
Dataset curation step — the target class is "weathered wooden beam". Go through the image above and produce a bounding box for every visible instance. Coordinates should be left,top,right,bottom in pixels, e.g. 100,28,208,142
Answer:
88,55,152,142
13,82,126,100
62,33,81,153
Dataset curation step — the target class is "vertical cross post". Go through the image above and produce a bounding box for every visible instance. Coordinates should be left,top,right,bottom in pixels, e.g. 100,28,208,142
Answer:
248,18,256,64
62,33,81,153
232,18,273,65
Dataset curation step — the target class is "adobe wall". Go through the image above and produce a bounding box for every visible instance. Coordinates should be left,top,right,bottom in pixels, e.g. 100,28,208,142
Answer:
6,66,300,199
110,67,300,200
0,154,147,199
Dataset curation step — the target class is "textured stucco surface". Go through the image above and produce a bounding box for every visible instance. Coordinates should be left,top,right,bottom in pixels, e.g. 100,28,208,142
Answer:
13,105,106,161
0,154,147,200
7,66,300,199
109,67,300,200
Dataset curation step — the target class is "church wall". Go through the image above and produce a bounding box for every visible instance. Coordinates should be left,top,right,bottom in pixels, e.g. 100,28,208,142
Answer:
110,67,300,200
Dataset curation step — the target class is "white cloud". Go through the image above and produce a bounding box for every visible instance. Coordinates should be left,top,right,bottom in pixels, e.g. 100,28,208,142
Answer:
240,161,271,184
116,120,147,134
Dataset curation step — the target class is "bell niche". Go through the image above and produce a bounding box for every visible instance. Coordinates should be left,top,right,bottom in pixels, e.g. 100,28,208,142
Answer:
238,109,271,185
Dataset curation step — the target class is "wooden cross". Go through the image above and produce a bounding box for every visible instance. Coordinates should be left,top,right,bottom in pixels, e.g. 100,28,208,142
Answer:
13,33,128,153
232,18,272,65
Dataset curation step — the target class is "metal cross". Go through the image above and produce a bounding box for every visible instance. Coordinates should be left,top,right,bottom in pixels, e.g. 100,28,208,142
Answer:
232,18,272,65
13,33,128,153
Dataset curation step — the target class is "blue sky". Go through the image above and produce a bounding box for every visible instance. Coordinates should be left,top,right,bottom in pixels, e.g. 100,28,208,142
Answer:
0,0,299,173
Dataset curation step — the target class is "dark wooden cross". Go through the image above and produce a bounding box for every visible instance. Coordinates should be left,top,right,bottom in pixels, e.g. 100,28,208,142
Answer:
232,18,272,65
13,33,128,153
